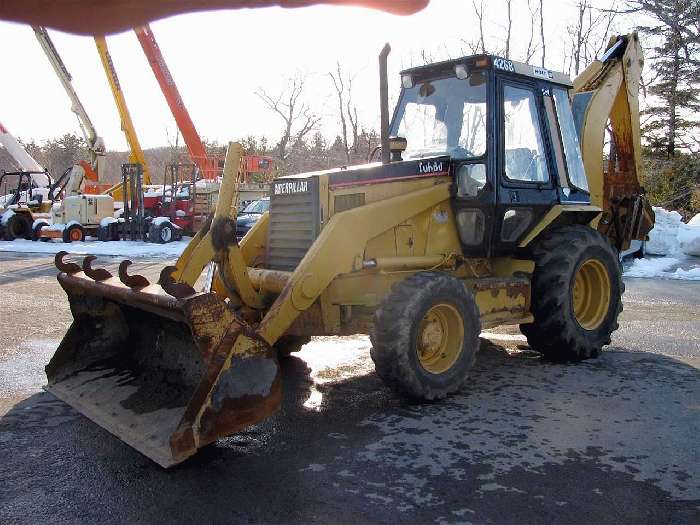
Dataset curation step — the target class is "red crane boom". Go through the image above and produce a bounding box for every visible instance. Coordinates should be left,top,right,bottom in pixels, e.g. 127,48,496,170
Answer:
135,24,219,180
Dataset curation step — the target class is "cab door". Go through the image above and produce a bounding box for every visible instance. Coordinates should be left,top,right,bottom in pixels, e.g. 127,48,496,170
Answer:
493,78,560,255
451,71,497,258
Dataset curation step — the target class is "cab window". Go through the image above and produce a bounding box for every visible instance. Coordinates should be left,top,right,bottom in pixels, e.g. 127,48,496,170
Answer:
503,85,549,183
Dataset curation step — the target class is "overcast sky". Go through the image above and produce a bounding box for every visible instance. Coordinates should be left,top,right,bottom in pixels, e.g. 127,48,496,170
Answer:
0,0,635,151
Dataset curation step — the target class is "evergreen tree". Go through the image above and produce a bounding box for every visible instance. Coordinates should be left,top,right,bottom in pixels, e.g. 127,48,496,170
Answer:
628,0,700,156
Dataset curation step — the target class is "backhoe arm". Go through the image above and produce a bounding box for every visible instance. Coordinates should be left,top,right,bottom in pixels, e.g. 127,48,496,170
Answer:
572,32,654,249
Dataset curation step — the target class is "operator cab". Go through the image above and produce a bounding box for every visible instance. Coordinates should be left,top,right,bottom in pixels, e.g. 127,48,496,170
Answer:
392,55,590,257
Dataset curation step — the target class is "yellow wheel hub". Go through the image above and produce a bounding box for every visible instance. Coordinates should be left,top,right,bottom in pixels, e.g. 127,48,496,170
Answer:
417,303,464,374
572,258,611,330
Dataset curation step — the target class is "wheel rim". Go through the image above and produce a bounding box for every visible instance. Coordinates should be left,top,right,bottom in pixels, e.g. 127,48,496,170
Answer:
160,226,172,242
572,258,611,330
69,228,82,242
416,303,464,374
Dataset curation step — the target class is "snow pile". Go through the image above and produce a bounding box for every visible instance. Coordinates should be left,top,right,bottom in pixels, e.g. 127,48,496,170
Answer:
646,207,683,255
621,207,700,280
645,208,700,257
678,213,700,257
1,208,15,225
624,256,681,278
624,252,700,281
0,238,191,258
152,216,180,227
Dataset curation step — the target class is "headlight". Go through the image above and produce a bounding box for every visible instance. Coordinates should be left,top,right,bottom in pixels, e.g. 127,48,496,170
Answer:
454,64,469,80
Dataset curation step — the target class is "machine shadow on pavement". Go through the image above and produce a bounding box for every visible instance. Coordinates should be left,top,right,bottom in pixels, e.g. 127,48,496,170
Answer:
1,340,698,524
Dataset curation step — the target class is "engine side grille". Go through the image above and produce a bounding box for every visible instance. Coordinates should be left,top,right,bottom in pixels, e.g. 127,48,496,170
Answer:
266,178,319,271
334,192,365,213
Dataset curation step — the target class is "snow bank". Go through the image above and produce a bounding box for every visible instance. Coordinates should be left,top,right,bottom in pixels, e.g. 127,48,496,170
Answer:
624,256,681,278
646,207,683,255
624,255,700,280
678,213,700,257
151,216,181,227
0,238,190,259
1,208,15,225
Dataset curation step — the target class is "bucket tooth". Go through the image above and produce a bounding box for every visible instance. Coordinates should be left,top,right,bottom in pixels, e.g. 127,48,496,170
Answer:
159,265,196,298
118,260,150,289
55,251,81,274
82,255,112,281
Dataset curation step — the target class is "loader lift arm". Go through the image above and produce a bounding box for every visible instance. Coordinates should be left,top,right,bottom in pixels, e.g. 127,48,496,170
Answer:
94,36,151,200
572,32,654,250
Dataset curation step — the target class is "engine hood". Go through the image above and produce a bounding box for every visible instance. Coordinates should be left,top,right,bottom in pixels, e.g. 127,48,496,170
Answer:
273,156,450,194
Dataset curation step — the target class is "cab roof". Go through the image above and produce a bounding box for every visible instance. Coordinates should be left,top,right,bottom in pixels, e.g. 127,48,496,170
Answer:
401,54,572,87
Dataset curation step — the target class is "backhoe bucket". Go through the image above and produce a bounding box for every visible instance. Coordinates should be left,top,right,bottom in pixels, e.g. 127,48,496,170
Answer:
46,253,281,467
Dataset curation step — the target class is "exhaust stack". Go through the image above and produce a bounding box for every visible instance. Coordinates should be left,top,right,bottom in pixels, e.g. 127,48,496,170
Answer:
379,43,391,164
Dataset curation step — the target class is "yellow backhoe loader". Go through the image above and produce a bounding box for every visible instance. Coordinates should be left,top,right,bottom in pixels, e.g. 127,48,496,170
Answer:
45,34,653,467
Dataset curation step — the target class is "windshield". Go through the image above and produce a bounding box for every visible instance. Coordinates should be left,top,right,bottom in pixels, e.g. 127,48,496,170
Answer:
390,73,487,160
242,199,270,214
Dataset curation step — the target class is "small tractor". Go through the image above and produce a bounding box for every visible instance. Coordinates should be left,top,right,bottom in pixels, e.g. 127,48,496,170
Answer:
46,34,653,467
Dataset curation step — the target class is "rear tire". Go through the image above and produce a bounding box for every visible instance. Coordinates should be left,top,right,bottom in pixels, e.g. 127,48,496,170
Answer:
149,221,175,244
520,225,623,362
370,272,480,401
62,224,85,243
3,213,32,240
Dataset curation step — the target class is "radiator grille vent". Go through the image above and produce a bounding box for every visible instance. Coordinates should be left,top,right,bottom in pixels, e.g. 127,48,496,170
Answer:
266,180,319,271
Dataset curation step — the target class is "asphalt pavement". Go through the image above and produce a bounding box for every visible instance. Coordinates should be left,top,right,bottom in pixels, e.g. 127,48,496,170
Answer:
0,251,698,524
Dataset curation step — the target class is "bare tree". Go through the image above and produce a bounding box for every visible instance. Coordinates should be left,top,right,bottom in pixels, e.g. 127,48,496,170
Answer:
460,0,487,55
504,0,512,58
539,0,546,66
329,62,361,163
329,63,350,163
523,0,539,62
346,77,360,154
566,1,617,75
255,73,321,164
474,0,487,53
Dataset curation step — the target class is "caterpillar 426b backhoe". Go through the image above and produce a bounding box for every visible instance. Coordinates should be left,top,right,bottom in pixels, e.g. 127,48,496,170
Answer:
46,33,653,467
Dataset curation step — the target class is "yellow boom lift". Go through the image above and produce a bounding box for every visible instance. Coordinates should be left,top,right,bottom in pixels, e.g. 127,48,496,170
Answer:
46,34,653,467
94,36,151,200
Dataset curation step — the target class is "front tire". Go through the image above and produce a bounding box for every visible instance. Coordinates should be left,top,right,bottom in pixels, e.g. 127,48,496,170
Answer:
3,213,32,240
370,272,480,401
62,224,85,243
520,225,623,362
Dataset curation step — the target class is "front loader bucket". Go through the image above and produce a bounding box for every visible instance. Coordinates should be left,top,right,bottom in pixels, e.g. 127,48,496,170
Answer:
46,253,281,467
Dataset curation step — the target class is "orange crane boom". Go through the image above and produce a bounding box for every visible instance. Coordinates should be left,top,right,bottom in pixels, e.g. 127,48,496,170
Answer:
134,24,219,180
